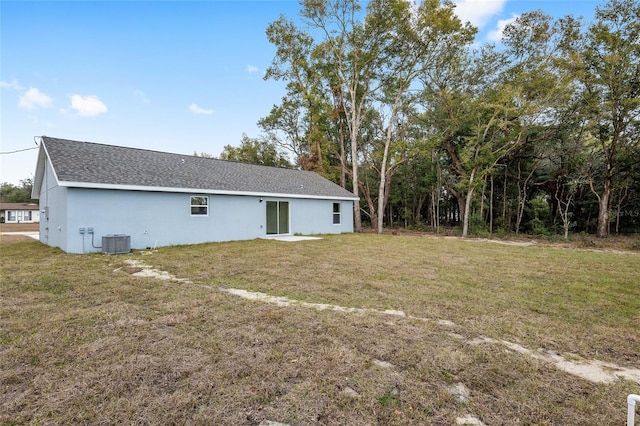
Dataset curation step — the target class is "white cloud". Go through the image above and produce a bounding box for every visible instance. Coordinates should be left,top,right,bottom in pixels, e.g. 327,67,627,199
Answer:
488,13,519,42
1,78,23,90
247,65,260,74
189,103,214,115
69,94,108,117
453,0,507,28
19,87,53,110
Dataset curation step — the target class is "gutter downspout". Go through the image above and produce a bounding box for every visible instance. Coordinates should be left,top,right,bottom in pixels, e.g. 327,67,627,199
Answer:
629,394,640,426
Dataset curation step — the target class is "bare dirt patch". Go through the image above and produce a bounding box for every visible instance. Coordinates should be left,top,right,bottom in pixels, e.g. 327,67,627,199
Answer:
218,285,640,386
119,257,640,387
114,259,192,283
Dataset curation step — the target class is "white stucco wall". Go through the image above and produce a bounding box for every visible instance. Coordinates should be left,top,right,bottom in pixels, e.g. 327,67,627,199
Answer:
53,188,353,253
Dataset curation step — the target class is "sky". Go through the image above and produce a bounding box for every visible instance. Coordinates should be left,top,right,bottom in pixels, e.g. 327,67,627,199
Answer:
1,0,603,186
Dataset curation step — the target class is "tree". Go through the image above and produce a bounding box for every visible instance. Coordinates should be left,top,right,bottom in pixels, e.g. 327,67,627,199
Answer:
266,0,475,233
219,134,293,168
367,0,474,234
262,16,333,173
261,0,640,237
0,179,36,203
563,0,640,237
264,1,368,231
423,44,524,237
423,11,575,237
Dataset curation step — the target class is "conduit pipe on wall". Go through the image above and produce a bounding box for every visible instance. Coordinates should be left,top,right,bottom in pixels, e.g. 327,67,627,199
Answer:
629,394,640,426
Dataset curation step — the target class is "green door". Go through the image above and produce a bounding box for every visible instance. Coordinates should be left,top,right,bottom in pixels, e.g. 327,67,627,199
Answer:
266,201,289,235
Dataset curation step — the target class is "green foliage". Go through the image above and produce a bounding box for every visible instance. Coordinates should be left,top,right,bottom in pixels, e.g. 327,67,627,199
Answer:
523,197,553,236
260,0,640,237
469,213,489,236
219,134,293,168
0,179,36,203
559,0,640,237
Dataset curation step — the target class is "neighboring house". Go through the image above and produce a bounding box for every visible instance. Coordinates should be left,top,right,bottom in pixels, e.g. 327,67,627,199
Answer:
32,136,359,254
0,202,40,223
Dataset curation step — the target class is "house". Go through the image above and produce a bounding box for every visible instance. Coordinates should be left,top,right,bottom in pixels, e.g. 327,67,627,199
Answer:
32,136,359,254
0,202,40,224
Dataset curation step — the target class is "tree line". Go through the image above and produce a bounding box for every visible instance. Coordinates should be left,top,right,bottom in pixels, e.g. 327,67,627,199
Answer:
224,0,639,238
0,179,36,204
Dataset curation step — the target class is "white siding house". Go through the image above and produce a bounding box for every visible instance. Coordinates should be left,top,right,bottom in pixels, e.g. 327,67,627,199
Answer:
32,137,358,254
0,203,40,223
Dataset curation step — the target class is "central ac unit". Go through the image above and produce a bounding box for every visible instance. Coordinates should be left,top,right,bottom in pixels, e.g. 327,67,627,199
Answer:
102,234,131,254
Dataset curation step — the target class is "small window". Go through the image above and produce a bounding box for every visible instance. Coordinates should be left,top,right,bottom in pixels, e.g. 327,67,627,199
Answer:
190,196,209,216
333,202,341,224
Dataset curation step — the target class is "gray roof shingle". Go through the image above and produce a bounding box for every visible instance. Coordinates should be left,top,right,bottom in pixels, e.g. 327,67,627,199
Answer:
40,136,358,199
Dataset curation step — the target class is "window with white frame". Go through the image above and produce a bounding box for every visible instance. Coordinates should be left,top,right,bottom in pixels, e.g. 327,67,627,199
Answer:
333,202,341,224
190,196,209,216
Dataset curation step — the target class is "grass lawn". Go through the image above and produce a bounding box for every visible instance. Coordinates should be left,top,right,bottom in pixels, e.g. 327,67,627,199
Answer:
1,233,639,425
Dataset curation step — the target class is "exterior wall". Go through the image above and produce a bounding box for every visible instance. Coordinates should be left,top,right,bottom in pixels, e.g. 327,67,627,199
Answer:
58,188,354,254
285,198,354,236
39,160,68,250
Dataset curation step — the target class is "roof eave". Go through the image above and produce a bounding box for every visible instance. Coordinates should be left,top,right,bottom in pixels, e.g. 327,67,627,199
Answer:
31,144,46,199
57,181,360,201
31,139,61,199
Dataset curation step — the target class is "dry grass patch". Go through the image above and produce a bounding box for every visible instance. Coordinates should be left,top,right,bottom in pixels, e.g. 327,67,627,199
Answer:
1,234,639,425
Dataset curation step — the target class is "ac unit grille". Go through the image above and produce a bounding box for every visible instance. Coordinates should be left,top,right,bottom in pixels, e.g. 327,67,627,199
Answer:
102,235,131,254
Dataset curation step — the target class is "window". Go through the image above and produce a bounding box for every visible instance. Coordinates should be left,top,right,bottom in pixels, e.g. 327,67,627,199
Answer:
190,196,209,216
24,211,32,221
333,202,341,224
7,211,16,222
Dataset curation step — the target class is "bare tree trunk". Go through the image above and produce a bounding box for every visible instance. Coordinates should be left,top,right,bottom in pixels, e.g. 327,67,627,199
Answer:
436,161,441,233
555,183,575,240
432,189,442,232
376,167,397,234
489,173,494,234
502,166,508,228
480,175,487,221
415,194,427,225
377,165,389,234
614,181,628,234
350,115,361,232
596,176,612,238
359,180,377,230
461,168,477,237
515,162,537,235
339,122,346,189
589,171,612,238
461,190,473,237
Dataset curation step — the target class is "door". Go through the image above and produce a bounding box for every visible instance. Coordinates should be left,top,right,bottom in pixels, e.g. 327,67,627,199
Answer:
266,201,289,235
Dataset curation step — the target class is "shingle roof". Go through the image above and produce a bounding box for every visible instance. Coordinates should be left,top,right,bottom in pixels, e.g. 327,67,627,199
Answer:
38,137,358,200
0,203,39,211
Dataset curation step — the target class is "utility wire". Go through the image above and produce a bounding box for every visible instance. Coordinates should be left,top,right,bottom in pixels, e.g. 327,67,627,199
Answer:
0,146,39,155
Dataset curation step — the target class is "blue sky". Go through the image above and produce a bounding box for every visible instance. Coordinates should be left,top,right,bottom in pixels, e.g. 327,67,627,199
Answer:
1,0,602,185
